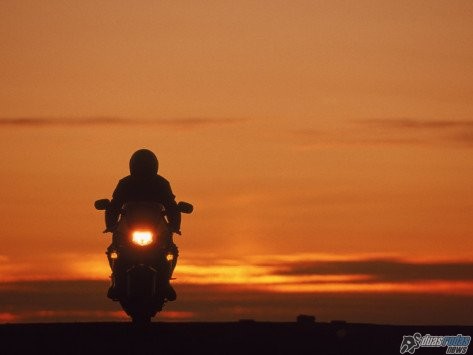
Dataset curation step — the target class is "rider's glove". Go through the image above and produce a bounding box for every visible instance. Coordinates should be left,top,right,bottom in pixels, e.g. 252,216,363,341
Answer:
103,225,117,234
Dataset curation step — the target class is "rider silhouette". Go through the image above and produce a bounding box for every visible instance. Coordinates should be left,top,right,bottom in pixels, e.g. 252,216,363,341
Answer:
105,149,181,301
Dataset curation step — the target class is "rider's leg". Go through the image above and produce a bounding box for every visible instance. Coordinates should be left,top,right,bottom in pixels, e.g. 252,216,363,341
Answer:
169,242,179,277
106,234,121,299
165,241,179,301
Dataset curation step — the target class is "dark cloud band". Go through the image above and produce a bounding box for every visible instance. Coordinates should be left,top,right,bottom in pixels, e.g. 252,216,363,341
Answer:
358,119,473,130
0,117,246,129
273,259,473,282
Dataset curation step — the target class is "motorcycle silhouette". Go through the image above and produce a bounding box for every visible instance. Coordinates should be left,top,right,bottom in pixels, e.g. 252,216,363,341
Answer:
95,198,193,324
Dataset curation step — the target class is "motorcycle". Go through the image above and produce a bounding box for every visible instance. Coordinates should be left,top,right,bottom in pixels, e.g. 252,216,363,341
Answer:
94,198,193,324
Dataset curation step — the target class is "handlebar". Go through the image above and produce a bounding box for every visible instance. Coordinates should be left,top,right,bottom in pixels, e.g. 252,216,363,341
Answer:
103,226,181,235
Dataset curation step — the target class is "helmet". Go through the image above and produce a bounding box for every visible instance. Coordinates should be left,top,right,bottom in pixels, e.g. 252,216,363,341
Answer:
129,149,159,177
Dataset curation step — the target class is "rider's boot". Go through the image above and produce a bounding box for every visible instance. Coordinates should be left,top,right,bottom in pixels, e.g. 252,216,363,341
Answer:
107,273,120,300
165,282,177,301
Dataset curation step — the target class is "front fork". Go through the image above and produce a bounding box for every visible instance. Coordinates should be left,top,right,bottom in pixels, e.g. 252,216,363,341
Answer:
106,242,179,286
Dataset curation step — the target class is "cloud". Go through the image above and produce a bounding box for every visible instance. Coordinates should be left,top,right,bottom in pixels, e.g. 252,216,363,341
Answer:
0,117,246,129
292,128,423,148
358,119,473,130
357,118,473,146
292,118,473,148
149,255,473,296
273,258,473,283
3,253,473,289
454,130,473,144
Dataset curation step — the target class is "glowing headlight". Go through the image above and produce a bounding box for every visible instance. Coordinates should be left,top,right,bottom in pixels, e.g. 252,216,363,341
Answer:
110,251,118,259
132,230,154,246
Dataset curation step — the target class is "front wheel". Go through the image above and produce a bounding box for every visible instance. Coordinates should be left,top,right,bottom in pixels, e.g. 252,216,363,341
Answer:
132,314,151,326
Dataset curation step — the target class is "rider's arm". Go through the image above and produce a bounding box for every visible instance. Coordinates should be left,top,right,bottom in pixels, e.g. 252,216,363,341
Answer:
105,180,125,231
162,181,181,233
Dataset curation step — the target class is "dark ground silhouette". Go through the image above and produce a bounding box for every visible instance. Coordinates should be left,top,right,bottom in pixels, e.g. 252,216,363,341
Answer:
0,321,471,355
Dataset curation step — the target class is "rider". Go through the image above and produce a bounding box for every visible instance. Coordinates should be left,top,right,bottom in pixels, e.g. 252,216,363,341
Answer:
105,149,181,301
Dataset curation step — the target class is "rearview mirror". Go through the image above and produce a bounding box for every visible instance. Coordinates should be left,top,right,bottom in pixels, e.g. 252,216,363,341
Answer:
178,201,193,214
94,199,110,210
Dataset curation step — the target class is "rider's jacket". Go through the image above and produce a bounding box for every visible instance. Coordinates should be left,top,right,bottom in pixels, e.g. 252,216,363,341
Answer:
105,174,181,233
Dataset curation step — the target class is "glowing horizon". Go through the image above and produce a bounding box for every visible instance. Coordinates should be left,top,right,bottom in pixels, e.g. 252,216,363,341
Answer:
1,253,472,294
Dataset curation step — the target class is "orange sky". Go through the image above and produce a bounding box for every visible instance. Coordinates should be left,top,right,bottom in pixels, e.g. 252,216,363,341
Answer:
1,1,472,324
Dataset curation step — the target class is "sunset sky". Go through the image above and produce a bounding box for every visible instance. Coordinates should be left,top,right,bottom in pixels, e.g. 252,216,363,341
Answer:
1,1,472,324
